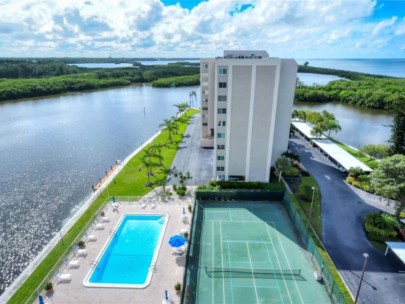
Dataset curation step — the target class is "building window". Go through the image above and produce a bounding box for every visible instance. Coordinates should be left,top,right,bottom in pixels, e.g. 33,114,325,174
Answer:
202,107,208,110
202,123,208,126
218,121,226,127
218,82,227,88
217,144,225,150
218,68,227,75
202,82,208,86
217,108,226,114
218,95,227,102
205,99,208,102
217,133,225,139
203,63,208,69
217,166,225,171
217,156,225,161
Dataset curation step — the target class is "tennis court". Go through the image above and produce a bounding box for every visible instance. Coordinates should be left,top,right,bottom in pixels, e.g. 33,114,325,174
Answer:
195,201,332,304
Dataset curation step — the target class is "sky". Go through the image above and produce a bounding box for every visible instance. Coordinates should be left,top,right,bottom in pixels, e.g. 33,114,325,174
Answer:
0,0,404,58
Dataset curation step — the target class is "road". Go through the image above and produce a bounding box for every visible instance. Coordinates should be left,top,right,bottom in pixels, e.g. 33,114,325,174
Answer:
289,135,405,304
169,113,214,186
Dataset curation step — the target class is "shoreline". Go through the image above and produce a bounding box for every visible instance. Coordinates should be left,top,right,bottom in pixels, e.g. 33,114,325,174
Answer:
0,126,164,303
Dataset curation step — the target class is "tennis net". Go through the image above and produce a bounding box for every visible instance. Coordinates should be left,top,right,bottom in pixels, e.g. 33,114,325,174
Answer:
205,266,301,279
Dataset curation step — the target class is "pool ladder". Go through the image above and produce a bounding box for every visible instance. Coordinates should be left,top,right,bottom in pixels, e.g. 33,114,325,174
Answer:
90,260,99,269
150,263,157,272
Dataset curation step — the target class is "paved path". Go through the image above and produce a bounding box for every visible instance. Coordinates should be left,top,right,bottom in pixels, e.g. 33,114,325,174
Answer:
169,113,214,185
289,135,405,304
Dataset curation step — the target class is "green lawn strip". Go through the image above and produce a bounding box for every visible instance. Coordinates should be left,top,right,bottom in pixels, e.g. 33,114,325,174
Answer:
151,74,200,87
330,138,379,169
293,176,322,236
8,109,199,304
287,193,354,304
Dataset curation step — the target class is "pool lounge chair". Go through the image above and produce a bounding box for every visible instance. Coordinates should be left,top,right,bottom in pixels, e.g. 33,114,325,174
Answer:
151,202,156,209
56,273,72,283
141,201,147,208
101,216,110,222
181,214,188,224
67,260,79,269
76,249,87,257
87,234,97,242
112,202,119,211
95,223,104,230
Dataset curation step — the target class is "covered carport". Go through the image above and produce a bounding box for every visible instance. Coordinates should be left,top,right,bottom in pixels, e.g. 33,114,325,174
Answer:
385,241,405,272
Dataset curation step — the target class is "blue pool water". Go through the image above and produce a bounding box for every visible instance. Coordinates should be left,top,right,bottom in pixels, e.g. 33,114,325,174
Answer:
86,215,166,286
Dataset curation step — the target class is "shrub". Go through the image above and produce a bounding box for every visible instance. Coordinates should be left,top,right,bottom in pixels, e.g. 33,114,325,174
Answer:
176,188,186,196
44,282,53,292
172,184,177,191
348,167,364,178
284,167,300,177
364,212,398,242
346,176,355,184
208,180,218,187
400,211,405,219
301,170,310,177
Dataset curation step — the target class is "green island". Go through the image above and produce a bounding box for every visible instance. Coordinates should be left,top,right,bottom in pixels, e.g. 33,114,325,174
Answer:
8,108,199,304
0,59,199,102
296,65,405,110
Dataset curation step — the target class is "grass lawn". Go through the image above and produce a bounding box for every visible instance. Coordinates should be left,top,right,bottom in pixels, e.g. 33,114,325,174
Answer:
331,138,379,169
8,109,199,304
293,175,322,236
287,192,354,304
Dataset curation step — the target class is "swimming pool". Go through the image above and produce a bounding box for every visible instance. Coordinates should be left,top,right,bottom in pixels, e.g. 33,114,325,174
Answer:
83,214,168,288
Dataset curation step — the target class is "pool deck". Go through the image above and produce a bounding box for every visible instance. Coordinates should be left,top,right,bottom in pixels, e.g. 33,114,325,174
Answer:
44,188,195,304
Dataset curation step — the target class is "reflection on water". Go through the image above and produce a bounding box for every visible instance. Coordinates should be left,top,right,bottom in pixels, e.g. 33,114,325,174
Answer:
294,101,393,148
0,84,198,294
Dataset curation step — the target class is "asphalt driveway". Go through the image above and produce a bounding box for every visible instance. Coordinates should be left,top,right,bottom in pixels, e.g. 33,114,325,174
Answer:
169,113,214,186
289,135,405,304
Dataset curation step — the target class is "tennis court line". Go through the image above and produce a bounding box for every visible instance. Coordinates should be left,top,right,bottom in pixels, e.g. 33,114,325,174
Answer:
232,284,280,289
221,240,273,244
246,242,259,304
264,242,285,304
220,221,226,304
272,223,305,304
212,220,215,304
227,243,235,304
265,223,293,304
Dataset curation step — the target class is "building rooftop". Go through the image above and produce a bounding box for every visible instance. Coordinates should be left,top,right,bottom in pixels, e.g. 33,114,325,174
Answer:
218,50,269,59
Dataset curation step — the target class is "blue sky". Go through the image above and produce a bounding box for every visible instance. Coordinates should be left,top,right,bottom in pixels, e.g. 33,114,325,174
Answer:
0,0,404,58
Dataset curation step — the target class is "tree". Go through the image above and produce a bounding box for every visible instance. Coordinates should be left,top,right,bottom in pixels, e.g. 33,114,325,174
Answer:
360,144,391,161
174,170,192,187
304,61,309,67
324,119,342,136
173,102,189,116
370,154,405,217
389,100,405,155
310,124,324,138
274,156,292,181
159,118,178,143
141,146,160,187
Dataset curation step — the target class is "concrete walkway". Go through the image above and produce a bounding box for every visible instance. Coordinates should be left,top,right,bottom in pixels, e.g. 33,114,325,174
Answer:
289,135,405,304
169,113,214,185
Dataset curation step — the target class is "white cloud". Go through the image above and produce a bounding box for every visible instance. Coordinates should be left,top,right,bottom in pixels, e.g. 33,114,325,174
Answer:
0,0,403,58
372,16,397,37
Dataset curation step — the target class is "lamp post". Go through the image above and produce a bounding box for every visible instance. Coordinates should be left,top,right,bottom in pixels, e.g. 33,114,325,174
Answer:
355,253,369,304
307,186,316,229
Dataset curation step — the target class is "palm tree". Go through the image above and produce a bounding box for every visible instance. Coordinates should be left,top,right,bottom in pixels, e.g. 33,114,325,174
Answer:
150,143,165,166
159,118,177,143
274,156,292,181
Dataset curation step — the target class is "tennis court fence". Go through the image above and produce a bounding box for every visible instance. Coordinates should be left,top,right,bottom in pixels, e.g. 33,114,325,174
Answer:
282,193,351,304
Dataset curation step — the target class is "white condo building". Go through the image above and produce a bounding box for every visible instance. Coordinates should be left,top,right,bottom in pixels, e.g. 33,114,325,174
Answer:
200,50,297,182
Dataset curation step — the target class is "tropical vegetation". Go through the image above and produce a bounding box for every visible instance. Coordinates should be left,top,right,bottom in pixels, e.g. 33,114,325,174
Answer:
0,60,199,102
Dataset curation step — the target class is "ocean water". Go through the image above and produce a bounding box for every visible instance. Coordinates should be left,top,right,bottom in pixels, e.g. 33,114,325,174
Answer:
296,59,405,78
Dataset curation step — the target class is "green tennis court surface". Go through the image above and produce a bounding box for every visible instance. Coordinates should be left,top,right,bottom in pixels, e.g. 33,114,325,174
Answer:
196,202,332,304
